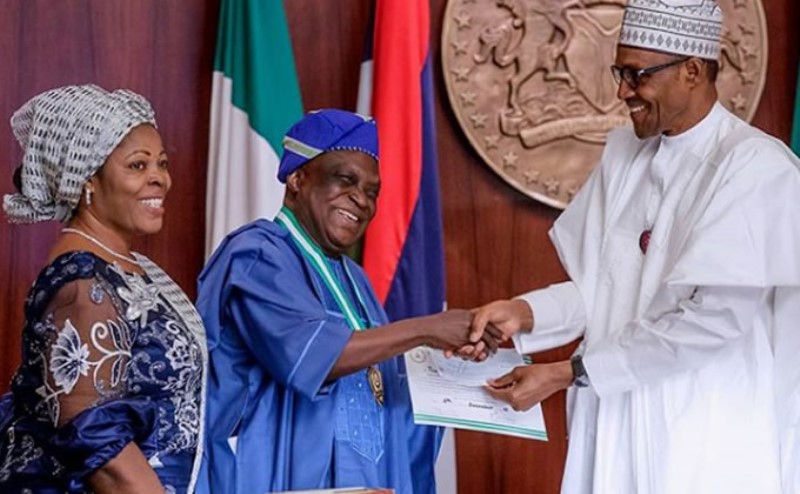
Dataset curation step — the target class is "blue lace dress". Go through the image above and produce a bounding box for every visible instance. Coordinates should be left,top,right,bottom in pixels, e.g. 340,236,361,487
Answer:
0,251,207,493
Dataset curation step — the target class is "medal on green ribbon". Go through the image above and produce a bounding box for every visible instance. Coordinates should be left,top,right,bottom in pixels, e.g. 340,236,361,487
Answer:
276,207,384,406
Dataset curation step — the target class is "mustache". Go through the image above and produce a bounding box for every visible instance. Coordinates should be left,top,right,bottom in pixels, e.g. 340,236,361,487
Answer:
625,98,647,108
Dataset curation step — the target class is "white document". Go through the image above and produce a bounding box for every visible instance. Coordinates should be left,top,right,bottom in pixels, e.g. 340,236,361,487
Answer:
404,348,548,441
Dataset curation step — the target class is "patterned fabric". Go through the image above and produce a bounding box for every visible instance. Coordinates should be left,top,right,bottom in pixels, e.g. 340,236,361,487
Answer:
3,85,156,224
0,251,205,493
278,109,378,183
619,0,723,60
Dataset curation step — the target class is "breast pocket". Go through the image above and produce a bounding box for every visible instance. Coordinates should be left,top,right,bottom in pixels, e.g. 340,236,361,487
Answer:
334,370,385,463
596,230,646,323
603,229,645,283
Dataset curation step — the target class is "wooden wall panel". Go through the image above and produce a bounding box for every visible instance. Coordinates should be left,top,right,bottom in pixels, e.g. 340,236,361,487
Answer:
751,0,800,141
0,0,220,392
286,0,372,112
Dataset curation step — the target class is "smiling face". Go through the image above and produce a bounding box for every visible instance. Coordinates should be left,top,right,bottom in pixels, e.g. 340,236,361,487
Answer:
286,150,380,256
86,124,171,238
615,46,697,139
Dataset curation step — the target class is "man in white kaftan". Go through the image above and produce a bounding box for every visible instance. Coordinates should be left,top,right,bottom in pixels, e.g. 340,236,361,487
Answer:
468,1,800,492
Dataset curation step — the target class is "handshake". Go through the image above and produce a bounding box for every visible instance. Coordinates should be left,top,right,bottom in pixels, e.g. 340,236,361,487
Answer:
419,299,535,362
416,300,572,412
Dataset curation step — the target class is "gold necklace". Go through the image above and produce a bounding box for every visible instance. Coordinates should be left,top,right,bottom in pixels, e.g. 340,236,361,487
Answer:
61,227,140,265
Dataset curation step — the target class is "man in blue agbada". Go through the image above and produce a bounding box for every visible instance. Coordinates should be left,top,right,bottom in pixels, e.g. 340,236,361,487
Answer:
195,109,497,494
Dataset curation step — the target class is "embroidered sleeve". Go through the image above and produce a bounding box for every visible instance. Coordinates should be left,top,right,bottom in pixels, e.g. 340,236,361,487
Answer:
41,277,134,427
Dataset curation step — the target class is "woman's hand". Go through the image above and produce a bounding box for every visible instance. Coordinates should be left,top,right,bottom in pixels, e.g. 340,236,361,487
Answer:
87,443,165,494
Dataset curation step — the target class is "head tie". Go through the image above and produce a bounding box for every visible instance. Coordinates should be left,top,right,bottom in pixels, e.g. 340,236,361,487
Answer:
3,84,156,223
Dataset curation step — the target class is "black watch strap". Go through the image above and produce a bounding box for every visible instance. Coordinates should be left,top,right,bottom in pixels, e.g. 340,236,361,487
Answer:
570,354,590,388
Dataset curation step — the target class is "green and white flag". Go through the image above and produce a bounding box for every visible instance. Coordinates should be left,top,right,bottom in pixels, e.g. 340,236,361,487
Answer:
205,0,303,257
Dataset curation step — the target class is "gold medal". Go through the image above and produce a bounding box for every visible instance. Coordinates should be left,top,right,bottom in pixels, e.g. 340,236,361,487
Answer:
367,365,384,406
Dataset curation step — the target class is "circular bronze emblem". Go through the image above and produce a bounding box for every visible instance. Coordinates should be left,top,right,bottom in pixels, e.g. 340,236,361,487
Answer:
442,0,768,208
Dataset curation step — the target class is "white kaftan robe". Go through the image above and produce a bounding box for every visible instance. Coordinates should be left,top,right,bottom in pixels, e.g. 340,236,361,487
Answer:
515,103,800,493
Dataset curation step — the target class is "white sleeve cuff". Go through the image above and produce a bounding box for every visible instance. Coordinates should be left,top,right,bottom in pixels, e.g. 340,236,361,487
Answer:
512,281,586,355
582,343,638,397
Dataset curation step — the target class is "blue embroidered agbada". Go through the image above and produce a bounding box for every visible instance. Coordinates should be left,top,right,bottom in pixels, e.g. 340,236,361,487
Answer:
195,219,440,494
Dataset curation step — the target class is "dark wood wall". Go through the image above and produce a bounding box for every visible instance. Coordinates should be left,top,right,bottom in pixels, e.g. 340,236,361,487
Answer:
0,1,797,493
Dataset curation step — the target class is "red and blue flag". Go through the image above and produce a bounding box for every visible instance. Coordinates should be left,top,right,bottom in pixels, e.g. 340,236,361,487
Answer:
362,0,445,321
358,1,452,493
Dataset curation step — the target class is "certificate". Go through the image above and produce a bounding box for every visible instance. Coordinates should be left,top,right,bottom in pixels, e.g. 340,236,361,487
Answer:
404,348,547,441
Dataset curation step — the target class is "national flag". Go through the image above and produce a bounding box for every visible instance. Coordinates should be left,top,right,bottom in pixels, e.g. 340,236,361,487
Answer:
362,1,445,319
205,0,303,257
358,1,452,493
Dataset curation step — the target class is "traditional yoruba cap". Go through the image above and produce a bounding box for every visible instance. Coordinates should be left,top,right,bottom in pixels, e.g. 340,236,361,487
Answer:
619,0,723,60
277,109,378,183
3,84,156,224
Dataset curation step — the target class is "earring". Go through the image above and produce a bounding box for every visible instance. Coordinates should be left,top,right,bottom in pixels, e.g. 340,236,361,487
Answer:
85,187,92,207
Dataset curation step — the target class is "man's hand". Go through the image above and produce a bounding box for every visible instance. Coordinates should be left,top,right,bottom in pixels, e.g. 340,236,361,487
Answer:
445,321,505,361
471,299,534,343
484,360,572,411
424,309,502,360
446,299,534,359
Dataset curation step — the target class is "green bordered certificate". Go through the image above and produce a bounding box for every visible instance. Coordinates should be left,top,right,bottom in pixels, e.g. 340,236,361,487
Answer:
404,348,548,441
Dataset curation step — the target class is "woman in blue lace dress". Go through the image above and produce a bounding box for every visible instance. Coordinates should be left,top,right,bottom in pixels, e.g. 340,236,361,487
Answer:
0,85,206,493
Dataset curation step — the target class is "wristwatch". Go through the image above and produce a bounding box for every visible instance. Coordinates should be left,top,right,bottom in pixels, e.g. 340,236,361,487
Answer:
570,354,590,388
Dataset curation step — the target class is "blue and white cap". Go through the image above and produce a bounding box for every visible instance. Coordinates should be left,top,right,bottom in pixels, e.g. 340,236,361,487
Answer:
277,109,379,183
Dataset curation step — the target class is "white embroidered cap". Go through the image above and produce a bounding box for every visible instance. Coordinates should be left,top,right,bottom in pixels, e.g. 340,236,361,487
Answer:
619,0,724,60
3,85,156,224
